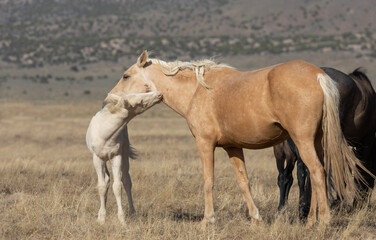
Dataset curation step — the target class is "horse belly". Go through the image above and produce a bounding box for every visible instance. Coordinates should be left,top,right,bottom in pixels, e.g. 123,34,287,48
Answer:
218,118,288,149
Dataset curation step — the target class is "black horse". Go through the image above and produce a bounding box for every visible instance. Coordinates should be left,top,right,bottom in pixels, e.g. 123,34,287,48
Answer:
274,67,376,219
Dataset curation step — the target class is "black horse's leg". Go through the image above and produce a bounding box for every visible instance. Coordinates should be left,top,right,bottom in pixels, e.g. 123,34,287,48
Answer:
354,136,376,205
286,138,311,219
297,154,311,220
275,144,287,211
275,141,296,211
282,153,295,208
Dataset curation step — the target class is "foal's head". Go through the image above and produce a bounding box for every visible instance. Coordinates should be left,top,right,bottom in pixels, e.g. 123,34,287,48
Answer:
105,91,162,117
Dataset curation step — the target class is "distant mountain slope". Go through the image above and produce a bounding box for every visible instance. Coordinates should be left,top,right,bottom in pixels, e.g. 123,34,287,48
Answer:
0,0,375,66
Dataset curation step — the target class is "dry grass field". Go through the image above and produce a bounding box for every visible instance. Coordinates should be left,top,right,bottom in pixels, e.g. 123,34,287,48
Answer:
1,100,376,240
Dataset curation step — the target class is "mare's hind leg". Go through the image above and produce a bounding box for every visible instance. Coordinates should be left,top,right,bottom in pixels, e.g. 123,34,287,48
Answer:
293,134,329,228
224,147,260,221
121,153,135,214
93,155,110,224
110,155,126,224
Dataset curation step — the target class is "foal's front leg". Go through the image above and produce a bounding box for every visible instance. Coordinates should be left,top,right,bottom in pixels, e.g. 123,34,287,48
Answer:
110,155,126,224
93,155,110,224
196,138,215,228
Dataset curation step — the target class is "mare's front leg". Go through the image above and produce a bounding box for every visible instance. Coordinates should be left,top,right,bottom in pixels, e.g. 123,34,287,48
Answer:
110,155,126,225
93,155,110,224
196,138,215,228
224,147,260,221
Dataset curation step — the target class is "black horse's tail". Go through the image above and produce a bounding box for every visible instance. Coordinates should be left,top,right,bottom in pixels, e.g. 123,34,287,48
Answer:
349,68,375,92
349,68,376,131
349,68,369,81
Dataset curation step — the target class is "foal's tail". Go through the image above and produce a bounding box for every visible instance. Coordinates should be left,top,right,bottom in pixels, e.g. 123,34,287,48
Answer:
128,144,138,160
318,74,374,200
123,125,138,160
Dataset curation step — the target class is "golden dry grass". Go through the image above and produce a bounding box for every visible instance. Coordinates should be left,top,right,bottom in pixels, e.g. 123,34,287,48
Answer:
1,101,376,240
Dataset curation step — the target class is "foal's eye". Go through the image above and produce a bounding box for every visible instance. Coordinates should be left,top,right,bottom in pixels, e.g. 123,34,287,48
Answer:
123,74,130,80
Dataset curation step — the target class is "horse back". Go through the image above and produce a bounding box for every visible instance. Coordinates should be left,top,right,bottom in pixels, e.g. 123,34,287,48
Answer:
188,60,325,149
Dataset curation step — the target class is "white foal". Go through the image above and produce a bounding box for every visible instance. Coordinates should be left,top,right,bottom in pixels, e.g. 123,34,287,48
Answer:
86,91,162,224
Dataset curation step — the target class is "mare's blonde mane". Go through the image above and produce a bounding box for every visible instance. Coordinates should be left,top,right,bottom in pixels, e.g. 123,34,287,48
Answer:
150,58,233,89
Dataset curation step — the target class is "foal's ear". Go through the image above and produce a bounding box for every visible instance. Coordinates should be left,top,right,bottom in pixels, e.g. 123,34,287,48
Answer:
137,50,148,67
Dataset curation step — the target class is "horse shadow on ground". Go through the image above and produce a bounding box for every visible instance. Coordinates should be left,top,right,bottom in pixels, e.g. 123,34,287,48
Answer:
141,201,374,228
138,208,204,222
168,209,204,222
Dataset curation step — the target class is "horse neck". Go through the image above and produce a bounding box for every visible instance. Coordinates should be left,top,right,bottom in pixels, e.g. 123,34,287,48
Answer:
149,67,198,117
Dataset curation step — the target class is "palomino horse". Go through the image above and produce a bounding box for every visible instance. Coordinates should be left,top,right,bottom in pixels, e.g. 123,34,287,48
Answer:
106,50,371,228
86,92,162,224
275,68,376,218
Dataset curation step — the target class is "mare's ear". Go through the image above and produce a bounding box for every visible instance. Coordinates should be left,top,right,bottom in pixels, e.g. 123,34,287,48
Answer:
137,50,148,67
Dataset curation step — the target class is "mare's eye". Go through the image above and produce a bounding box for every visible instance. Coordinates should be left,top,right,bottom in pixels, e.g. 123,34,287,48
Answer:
123,74,130,80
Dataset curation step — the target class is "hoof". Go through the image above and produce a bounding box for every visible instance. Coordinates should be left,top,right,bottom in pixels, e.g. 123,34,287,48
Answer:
119,219,126,226
118,214,126,225
250,208,261,223
97,217,105,225
250,216,263,227
304,219,315,229
129,208,136,215
252,208,260,220
199,216,215,230
318,214,331,228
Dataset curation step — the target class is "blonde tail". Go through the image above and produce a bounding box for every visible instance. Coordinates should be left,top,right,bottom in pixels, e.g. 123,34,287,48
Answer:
318,73,374,200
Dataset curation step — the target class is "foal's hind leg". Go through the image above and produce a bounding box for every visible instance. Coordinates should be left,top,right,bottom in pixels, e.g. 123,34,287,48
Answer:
224,147,260,221
93,155,110,224
121,153,135,214
110,155,126,224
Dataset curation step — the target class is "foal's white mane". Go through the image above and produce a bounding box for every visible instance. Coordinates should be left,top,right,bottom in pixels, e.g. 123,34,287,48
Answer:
150,58,233,89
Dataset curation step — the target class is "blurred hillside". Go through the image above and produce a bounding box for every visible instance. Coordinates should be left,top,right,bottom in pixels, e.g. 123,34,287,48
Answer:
0,0,375,67
0,0,375,102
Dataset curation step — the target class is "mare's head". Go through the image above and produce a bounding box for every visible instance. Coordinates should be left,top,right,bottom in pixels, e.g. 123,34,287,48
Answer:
108,49,225,96
109,50,155,95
